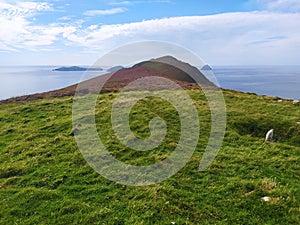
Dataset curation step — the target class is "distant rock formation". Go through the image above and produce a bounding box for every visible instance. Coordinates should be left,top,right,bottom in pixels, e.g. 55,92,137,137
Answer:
201,64,212,71
107,65,124,72
53,66,102,72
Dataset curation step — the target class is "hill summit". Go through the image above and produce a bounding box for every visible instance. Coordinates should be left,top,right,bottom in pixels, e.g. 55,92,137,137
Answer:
1,56,215,103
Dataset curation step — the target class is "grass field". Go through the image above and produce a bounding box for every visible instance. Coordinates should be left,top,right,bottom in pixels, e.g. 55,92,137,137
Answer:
0,88,299,224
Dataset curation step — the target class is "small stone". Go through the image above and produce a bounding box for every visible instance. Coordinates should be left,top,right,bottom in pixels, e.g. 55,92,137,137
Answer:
265,129,274,142
262,196,270,202
293,100,299,104
296,122,300,125
277,99,283,102
171,222,176,225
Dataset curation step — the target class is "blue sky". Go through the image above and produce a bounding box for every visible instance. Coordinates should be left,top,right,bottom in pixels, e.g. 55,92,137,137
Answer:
37,0,252,25
0,0,299,65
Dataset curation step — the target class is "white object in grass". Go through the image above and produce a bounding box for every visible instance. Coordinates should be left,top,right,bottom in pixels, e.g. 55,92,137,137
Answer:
265,129,274,142
262,196,270,202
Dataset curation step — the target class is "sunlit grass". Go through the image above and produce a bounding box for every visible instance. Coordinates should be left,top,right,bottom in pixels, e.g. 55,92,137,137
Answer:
0,89,299,224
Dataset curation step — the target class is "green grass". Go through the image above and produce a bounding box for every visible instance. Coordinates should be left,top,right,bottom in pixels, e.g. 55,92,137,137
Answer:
0,89,299,224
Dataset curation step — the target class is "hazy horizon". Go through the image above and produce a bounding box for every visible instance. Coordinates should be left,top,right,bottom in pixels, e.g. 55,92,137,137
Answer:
2,64,300,67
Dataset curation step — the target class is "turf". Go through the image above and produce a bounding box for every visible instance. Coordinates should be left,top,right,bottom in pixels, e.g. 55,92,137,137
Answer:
0,88,299,224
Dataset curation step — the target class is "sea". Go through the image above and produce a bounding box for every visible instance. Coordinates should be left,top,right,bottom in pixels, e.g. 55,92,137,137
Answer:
0,65,299,100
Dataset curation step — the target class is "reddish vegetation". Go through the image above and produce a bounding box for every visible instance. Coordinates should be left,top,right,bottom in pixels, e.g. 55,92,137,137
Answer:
0,58,214,104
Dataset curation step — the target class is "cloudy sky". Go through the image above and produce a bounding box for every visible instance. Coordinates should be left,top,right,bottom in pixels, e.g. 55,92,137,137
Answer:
0,0,299,65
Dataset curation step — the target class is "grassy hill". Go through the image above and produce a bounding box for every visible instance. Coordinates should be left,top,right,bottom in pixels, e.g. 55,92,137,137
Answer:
0,86,299,224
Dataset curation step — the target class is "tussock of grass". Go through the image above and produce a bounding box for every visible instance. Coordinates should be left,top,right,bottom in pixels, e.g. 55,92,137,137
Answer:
0,89,299,224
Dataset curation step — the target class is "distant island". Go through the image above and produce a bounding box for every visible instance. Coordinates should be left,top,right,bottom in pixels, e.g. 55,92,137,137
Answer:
200,64,212,70
53,66,103,72
107,65,124,72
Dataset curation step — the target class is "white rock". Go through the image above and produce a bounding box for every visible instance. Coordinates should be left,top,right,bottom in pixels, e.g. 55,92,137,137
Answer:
293,100,299,104
296,122,300,125
265,129,274,142
277,99,283,102
171,222,176,225
262,196,270,202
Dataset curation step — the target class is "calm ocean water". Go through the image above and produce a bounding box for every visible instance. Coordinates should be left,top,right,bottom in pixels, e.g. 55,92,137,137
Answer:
0,65,299,100
212,66,300,100
0,66,105,101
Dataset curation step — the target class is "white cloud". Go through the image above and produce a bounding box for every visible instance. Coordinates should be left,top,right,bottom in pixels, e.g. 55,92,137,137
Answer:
0,1,299,65
109,1,132,5
109,0,172,5
84,8,126,16
0,1,75,51
58,16,72,21
268,0,300,12
59,12,300,64
253,0,300,12
0,1,51,18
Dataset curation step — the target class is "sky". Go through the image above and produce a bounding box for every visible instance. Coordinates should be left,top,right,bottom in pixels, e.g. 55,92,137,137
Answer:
0,0,299,65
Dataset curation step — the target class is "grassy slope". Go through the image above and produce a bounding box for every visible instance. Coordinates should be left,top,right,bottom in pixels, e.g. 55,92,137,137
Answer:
0,89,299,225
